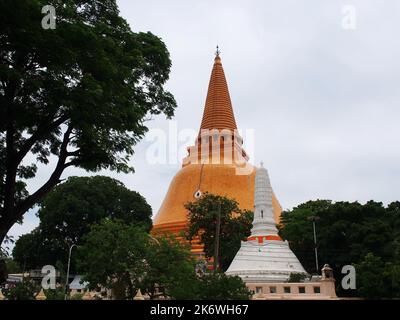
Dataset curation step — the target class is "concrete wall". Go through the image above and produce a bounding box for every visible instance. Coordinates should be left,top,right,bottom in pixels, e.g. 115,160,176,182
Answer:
247,280,337,300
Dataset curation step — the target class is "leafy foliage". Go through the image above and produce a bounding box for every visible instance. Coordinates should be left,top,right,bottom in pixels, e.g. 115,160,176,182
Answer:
0,259,6,284
288,272,307,283
77,219,250,300
70,293,83,300
140,236,198,300
44,287,65,300
279,200,400,298
0,0,176,244
354,252,400,299
193,272,251,300
12,229,55,271
185,193,253,271
3,280,39,300
77,220,198,300
1,237,16,283
38,175,153,241
77,219,148,300
12,176,152,271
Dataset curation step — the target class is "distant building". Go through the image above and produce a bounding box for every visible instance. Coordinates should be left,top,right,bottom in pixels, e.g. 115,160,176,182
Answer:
68,275,89,296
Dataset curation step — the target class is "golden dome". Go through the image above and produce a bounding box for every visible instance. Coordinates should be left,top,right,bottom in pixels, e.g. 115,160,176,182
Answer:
153,163,282,228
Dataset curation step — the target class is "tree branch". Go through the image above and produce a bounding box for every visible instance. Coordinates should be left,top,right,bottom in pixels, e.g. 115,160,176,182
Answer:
14,125,74,219
66,149,80,157
15,114,70,165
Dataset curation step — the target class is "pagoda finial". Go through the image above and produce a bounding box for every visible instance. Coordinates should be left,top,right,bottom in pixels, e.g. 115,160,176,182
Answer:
199,45,237,131
215,45,221,57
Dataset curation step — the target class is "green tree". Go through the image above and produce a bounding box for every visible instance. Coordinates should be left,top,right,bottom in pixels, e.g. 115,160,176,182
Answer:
12,176,152,271
355,252,400,299
185,193,253,271
194,272,251,300
141,236,198,300
12,229,55,271
77,220,201,300
44,287,65,300
278,200,400,298
77,220,148,300
0,0,176,245
3,280,39,300
76,219,252,300
39,176,152,237
288,272,307,283
279,200,391,274
4,258,21,274
355,253,387,299
1,236,17,284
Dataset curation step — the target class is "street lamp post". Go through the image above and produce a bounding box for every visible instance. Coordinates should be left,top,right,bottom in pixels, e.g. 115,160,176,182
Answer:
64,244,77,300
307,216,320,274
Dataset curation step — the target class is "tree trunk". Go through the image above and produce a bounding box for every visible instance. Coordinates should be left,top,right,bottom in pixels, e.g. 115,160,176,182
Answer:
0,217,14,249
0,125,73,246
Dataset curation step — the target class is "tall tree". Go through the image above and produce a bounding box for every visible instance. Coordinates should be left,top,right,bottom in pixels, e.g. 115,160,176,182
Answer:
278,199,400,298
12,175,152,270
140,235,198,300
77,220,199,300
77,220,148,300
0,0,176,244
38,175,152,239
185,193,253,271
77,219,251,300
355,241,400,299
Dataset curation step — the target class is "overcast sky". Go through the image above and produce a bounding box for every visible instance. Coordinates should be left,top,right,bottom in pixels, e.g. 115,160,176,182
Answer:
6,0,400,246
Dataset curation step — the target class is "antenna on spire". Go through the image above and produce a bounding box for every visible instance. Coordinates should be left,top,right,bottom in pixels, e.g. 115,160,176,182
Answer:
215,45,221,57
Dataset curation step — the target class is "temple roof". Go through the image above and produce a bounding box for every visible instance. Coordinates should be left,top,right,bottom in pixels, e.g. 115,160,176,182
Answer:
199,54,237,131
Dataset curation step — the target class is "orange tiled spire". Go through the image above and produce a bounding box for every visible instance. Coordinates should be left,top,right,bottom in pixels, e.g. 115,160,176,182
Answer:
199,50,237,132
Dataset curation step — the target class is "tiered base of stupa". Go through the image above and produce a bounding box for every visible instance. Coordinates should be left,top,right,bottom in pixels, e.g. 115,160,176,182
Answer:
225,238,307,283
151,221,205,257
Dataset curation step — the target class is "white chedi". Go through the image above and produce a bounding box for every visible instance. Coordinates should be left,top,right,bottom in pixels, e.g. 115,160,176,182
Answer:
225,163,307,283
250,163,278,237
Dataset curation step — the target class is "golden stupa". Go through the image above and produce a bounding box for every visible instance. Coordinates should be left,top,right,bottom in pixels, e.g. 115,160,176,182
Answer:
152,52,282,255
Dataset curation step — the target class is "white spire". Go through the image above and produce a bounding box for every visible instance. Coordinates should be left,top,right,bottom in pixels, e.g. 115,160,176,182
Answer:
250,165,278,237
226,164,308,282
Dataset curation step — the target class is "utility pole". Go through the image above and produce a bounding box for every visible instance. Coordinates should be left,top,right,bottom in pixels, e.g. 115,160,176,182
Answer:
213,200,221,273
307,216,320,274
64,243,77,300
